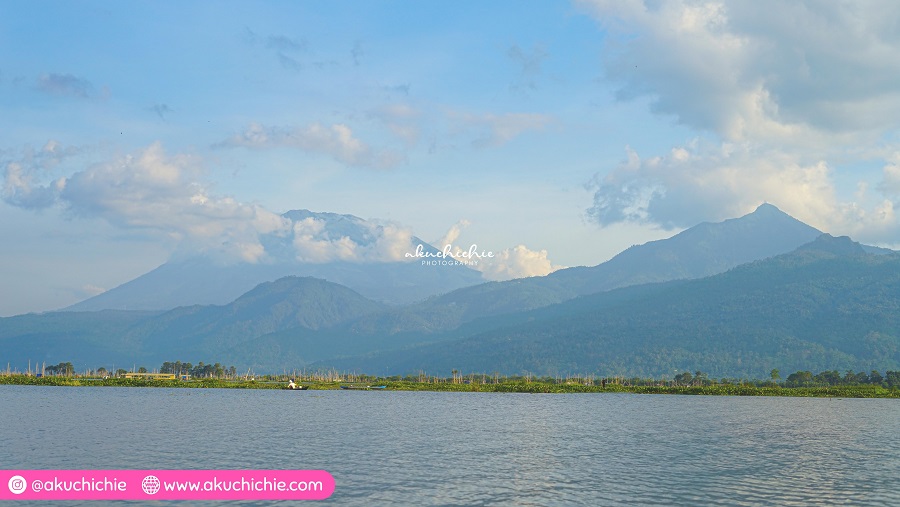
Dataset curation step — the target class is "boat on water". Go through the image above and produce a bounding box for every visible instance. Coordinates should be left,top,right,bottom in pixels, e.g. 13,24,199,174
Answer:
283,385,309,390
340,385,387,390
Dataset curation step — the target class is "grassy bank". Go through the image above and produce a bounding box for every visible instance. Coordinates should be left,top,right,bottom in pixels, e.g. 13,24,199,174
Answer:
0,375,288,389
1,375,898,397
377,380,899,397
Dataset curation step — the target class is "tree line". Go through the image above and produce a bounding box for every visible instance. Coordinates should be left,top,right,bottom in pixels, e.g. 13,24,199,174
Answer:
28,361,238,379
785,369,900,388
159,361,237,378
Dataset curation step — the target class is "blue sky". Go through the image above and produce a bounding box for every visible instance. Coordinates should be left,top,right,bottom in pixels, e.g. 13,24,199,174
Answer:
3,0,900,316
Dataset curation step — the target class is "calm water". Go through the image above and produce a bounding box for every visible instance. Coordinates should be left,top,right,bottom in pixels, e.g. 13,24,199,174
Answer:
1,386,898,506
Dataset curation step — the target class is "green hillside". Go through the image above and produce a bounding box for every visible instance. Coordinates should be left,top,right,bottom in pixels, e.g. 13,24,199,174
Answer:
323,236,900,378
0,277,383,371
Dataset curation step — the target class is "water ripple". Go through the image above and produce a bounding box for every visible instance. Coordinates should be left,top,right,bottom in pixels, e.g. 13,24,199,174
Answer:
1,387,897,506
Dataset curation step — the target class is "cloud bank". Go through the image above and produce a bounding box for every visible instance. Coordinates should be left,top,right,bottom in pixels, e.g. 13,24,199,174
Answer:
3,142,289,263
217,122,405,169
2,142,431,264
578,0,900,240
580,0,900,141
478,244,563,281
290,216,417,264
428,220,562,280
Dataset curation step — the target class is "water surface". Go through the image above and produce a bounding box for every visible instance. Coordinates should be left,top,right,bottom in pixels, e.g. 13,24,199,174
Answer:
1,386,897,506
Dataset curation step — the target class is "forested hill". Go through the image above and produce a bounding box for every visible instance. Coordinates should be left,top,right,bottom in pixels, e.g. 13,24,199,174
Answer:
0,276,385,369
323,235,900,379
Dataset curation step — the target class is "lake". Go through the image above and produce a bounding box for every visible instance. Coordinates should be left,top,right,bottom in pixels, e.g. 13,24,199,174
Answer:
1,386,898,506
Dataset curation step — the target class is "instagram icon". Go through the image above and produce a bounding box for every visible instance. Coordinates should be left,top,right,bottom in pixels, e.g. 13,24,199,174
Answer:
7,475,27,495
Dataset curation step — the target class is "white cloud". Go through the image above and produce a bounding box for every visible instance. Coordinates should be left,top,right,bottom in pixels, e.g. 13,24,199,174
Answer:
288,216,418,263
879,154,900,198
369,223,417,262
1,140,83,208
478,244,563,281
3,142,291,264
578,0,900,143
2,162,64,209
292,217,359,263
586,141,900,241
578,0,900,242
217,122,405,169
435,219,471,250
2,141,433,266
451,112,553,148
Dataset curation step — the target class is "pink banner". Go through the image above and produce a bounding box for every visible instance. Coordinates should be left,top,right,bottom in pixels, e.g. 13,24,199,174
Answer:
1,470,334,501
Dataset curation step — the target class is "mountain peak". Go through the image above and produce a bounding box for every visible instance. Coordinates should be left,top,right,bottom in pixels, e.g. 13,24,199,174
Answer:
754,202,779,211
740,202,798,222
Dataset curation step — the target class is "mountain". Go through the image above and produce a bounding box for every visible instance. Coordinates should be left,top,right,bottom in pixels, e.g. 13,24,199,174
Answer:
323,235,900,379
548,202,824,292
340,203,825,336
65,210,484,311
0,276,384,370
7,206,898,378
0,310,158,369
122,276,385,359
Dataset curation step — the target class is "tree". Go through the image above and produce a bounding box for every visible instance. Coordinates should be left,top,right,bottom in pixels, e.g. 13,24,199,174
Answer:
46,362,74,376
786,371,813,387
770,369,780,383
815,370,841,386
885,371,900,389
870,370,884,385
674,372,693,386
137,367,148,374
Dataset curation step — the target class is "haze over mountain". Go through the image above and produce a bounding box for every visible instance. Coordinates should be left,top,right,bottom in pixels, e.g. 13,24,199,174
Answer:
344,203,825,335
65,210,484,311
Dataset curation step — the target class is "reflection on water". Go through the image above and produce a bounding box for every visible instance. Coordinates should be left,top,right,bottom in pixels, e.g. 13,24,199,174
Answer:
1,386,897,506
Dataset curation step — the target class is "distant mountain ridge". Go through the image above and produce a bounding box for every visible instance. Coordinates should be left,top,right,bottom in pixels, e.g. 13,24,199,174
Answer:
0,276,384,369
5,204,898,378
325,235,900,378
65,209,484,311
122,276,385,362
342,203,825,336
548,202,824,292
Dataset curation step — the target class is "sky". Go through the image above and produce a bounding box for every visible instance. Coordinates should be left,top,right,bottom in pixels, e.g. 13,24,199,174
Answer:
3,0,900,316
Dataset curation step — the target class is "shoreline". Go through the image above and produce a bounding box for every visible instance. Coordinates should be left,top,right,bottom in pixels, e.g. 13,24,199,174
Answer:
1,375,897,398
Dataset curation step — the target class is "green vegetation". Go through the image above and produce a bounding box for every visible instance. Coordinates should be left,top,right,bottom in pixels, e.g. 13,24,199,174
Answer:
2,369,898,398
0,375,274,389
784,369,900,388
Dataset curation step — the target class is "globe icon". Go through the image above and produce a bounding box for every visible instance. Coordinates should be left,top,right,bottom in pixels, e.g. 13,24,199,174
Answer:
141,475,160,495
